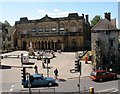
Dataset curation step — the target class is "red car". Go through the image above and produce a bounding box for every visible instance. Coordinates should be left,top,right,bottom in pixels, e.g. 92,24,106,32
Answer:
90,70,117,82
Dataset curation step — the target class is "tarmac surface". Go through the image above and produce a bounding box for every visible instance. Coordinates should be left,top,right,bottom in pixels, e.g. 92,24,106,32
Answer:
1,51,92,80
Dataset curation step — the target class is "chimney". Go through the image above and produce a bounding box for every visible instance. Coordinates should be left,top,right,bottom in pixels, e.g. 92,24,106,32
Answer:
82,14,84,18
85,15,89,22
108,12,111,21
104,12,111,21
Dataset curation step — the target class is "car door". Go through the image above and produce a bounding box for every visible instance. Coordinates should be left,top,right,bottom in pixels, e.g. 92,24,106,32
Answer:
37,77,46,86
31,77,40,86
104,72,111,80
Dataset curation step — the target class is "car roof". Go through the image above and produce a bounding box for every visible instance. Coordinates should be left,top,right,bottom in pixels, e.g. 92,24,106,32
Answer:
32,74,42,78
94,70,106,72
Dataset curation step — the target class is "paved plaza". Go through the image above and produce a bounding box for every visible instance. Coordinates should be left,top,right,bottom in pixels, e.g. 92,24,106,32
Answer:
1,51,92,80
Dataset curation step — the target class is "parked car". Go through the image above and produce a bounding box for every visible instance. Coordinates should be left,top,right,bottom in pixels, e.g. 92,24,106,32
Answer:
90,70,117,82
22,74,58,88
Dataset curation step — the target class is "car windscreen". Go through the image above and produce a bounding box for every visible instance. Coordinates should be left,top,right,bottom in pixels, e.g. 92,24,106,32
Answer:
90,71,96,76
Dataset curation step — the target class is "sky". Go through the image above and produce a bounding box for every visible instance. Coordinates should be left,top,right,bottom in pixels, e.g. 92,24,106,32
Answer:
0,2,119,28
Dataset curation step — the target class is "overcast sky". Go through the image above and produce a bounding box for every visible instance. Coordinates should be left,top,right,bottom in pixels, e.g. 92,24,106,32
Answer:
0,2,119,28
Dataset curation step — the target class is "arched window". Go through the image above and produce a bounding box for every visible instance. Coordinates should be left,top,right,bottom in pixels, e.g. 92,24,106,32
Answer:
45,26,50,32
59,23,64,31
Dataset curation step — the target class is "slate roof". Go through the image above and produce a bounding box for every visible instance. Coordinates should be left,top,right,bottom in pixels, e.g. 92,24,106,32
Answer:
91,18,117,31
16,13,84,24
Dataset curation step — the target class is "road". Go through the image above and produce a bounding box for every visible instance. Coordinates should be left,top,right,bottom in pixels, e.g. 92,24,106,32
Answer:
1,76,119,93
0,51,119,93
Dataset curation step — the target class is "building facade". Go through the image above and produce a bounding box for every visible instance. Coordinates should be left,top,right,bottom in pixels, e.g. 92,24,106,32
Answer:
14,13,90,51
0,23,2,65
91,12,120,72
1,24,14,52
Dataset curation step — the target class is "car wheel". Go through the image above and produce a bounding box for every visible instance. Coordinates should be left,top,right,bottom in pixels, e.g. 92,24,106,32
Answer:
99,78,103,82
48,82,53,87
113,76,117,80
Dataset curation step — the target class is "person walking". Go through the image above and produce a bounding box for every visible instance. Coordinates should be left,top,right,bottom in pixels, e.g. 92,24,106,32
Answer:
54,68,58,79
34,65,38,74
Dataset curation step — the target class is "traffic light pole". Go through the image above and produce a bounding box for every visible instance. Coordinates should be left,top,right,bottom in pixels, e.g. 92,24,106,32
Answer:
79,73,80,94
27,73,32,94
78,59,81,94
46,59,49,77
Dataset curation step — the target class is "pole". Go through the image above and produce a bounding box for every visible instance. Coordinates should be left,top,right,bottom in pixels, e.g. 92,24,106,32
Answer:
46,59,49,77
79,73,80,94
27,73,32,94
78,59,81,94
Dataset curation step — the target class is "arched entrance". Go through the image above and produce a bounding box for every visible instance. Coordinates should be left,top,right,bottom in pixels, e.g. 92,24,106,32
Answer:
71,39,77,50
57,40,61,50
22,41,26,50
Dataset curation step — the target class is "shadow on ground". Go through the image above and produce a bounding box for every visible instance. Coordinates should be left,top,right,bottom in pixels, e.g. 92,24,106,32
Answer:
0,65,11,69
57,78,66,82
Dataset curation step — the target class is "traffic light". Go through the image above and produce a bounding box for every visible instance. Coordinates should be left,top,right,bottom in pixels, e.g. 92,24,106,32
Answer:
75,59,81,72
43,59,46,63
47,58,50,63
21,67,26,81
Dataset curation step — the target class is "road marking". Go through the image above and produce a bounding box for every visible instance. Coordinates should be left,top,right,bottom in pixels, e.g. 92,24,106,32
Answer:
10,88,13,92
9,84,14,92
97,88,117,92
11,85,14,88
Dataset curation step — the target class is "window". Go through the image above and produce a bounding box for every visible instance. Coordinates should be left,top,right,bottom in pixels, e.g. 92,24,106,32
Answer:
51,27,56,32
45,26,50,32
38,28,43,32
59,24,64,31
32,28,36,32
110,39,113,46
106,31,110,35
60,27,64,31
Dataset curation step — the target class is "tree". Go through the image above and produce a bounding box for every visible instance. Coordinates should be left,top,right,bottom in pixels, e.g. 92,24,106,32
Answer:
4,20,11,27
91,15,101,27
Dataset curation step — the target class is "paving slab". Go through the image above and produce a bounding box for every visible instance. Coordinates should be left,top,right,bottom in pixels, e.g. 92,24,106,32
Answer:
1,51,92,80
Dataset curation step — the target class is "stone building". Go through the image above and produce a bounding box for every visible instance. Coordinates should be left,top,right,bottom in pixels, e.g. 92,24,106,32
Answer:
0,22,14,52
14,13,90,51
0,22,2,65
0,22,2,51
91,12,120,72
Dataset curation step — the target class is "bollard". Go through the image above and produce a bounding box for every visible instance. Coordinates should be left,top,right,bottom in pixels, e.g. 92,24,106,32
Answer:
90,87,94,94
85,56,88,64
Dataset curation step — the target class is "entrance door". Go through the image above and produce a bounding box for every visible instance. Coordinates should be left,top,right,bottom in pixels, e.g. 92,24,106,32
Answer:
22,41,26,50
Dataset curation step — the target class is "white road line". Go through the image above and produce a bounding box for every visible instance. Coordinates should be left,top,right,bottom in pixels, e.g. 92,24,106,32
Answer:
97,88,116,92
9,84,14,92
10,88,13,92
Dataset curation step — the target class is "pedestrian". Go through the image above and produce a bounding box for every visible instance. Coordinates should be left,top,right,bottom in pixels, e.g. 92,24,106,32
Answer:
34,65,38,74
21,53,23,63
54,68,58,79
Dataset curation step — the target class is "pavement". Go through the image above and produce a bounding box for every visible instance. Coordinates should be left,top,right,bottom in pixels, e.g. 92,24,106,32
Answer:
1,51,92,80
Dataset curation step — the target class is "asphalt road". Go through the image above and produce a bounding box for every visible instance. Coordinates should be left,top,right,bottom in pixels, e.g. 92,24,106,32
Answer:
1,76,119,93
